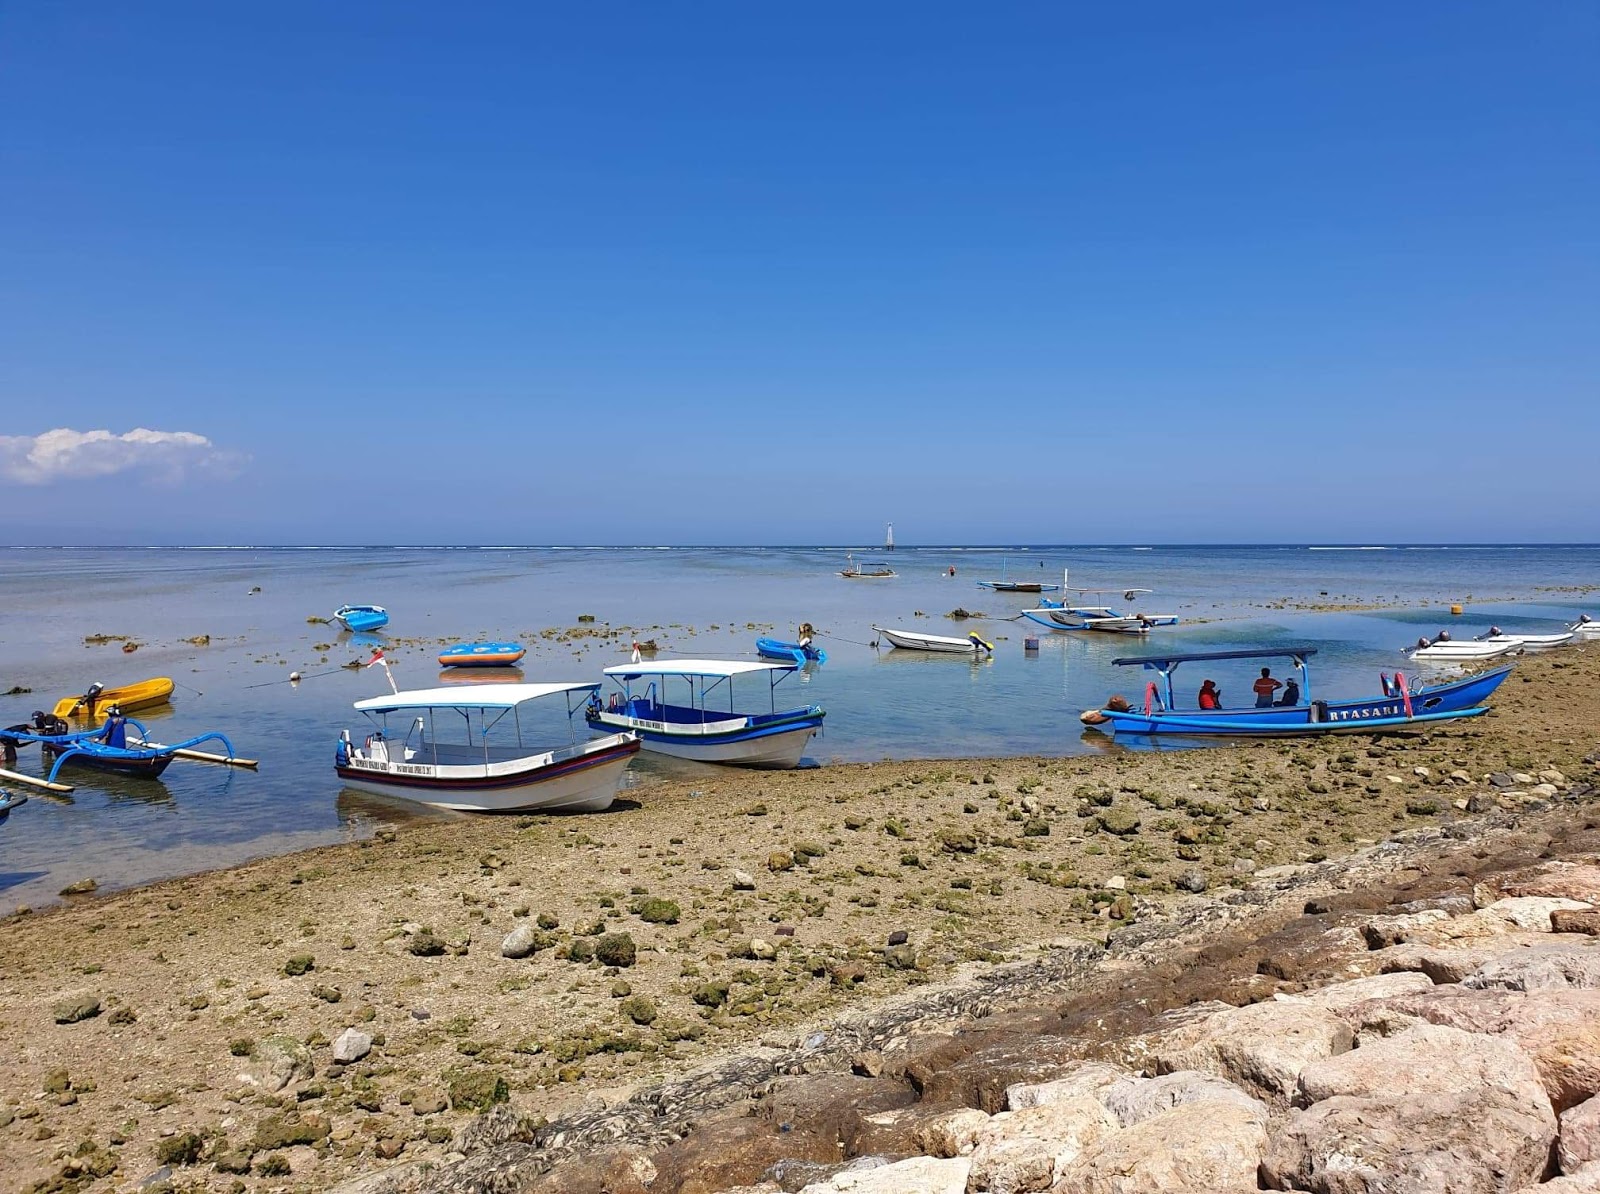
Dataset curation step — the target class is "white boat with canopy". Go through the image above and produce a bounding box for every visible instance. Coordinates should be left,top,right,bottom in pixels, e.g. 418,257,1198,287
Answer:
336,683,639,812
587,660,824,769
1021,570,1179,634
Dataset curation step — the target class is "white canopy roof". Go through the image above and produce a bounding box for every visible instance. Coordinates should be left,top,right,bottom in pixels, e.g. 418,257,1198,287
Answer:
600,659,795,679
354,682,599,712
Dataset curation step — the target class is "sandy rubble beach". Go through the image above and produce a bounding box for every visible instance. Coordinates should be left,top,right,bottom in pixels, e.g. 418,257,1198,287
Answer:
3,644,1598,1193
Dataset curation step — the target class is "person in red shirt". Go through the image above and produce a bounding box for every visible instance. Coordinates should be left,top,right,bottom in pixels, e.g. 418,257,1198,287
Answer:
1198,679,1221,710
1253,667,1283,707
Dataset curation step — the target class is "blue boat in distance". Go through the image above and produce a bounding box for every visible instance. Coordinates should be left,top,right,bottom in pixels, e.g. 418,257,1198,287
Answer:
334,604,389,633
438,642,526,667
756,637,827,666
1080,646,1512,737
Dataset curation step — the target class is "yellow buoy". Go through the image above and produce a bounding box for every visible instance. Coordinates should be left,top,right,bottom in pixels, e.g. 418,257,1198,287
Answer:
1450,604,1464,616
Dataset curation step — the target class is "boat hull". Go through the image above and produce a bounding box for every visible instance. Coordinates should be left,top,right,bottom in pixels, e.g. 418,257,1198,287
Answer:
335,605,390,633
52,677,175,720
1086,665,1512,737
0,790,26,822
42,740,176,778
756,638,827,665
874,627,986,653
587,707,822,769
335,734,639,813
438,643,527,667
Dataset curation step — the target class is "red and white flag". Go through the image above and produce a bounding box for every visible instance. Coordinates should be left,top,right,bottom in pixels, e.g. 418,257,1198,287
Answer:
365,649,386,668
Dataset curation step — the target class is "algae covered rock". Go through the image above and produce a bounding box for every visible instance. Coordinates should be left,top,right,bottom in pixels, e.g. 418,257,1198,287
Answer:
446,1068,510,1112
595,932,637,968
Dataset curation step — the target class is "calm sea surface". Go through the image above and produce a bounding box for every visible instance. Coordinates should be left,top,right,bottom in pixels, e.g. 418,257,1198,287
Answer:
2,544,1596,907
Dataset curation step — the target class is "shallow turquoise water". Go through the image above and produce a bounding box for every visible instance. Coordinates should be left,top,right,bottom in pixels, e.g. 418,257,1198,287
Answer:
1,544,1595,907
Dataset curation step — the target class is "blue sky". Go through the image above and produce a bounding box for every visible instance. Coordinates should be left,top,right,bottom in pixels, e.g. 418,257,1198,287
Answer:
2,2,1596,544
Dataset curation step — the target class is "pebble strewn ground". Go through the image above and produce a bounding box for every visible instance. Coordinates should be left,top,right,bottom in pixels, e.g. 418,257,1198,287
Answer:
2,645,1598,1193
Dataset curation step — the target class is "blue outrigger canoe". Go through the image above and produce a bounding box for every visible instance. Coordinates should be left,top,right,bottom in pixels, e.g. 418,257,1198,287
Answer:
755,637,827,666
0,790,25,823
0,714,243,786
1080,646,1511,737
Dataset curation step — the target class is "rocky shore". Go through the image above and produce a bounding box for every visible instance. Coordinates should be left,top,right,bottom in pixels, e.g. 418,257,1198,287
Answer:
3,646,1599,1193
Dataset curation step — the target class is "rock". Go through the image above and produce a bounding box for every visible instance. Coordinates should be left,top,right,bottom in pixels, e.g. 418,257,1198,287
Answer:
797,1154,970,1193
884,943,918,970
1483,896,1594,930
749,938,778,961
1283,971,1435,1016
411,1091,447,1115
1521,1162,1600,1192
214,1149,253,1174
252,1111,331,1151
1103,875,1126,891
58,877,98,896
1175,870,1207,894
1264,1085,1554,1192
1097,1071,1267,1127
1055,1100,1268,1192
1360,909,1451,949
501,922,554,958
913,1107,991,1158
52,993,102,1024
595,932,637,968
1150,998,1354,1103
620,995,658,1025
732,869,756,891
1272,1021,1558,1186
768,850,795,873
446,1068,509,1111
407,930,446,956
1562,1098,1600,1173
761,1074,915,1157
281,953,315,976
1555,910,1600,936
1095,807,1140,836
965,1094,1117,1192
1464,939,1600,991
1343,986,1600,1113
332,1028,372,1064
1006,1062,1130,1111
245,1034,313,1092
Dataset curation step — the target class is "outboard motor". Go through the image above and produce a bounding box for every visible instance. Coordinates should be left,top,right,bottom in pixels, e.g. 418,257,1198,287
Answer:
1416,637,1430,650
1435,629,1451,642
1489,626,1502,637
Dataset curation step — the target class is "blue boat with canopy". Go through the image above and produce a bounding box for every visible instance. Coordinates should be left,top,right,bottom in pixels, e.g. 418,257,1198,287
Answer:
1080,646,1512,737
587,659,824,768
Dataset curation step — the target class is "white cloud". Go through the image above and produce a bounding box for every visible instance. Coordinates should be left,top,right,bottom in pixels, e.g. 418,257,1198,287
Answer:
0,427,246,486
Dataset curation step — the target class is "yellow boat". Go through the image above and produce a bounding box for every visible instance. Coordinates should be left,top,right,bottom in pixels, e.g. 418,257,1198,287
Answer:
51,677,175,721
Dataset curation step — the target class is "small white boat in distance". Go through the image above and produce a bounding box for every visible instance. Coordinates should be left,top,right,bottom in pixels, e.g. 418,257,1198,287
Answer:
587,659,824,769
336,683,639,813
1407,632,1518,663
1476,625,1575,651
874,626,994,655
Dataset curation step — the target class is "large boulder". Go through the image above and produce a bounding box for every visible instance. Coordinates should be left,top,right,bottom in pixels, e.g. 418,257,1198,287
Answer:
1561,1098,1600,1174
1515,1162,1600,1192
1264,1023,1556,1193
1281,972,1435,1016
243,1033,313,1092
1264,1087,1556,1193
1482,861,1600,906
1005,1062,1130,1111
1481,896,1595,931
964,1095,1117,1193
1053,1099,1269,1193
1336,987,1600,1113
1463,939,1600,992
1097,1071,1267,1128
850,1103,976,1159
796,1154,970,1193
1150,999,1354,1103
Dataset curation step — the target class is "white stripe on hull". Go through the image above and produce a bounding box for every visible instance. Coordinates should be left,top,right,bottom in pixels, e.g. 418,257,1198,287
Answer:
636,724,817,768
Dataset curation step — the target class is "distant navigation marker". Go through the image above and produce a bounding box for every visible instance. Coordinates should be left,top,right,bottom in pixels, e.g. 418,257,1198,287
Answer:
885,522,894,552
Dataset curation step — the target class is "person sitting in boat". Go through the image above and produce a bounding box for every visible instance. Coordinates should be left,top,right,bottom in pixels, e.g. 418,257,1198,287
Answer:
1198,679,1221,710
99,704,129,749
1277,677,1301,706
1252,668,1283,708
